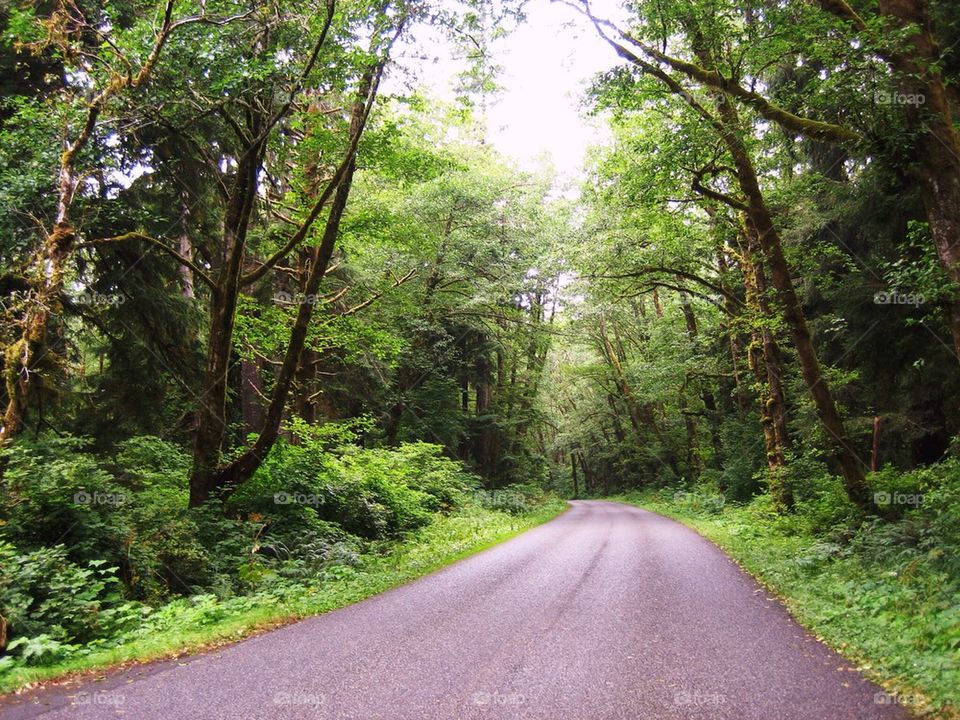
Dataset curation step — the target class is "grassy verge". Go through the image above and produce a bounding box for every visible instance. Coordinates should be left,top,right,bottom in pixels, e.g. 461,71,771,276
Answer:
613,491,958,720
0,500,566,696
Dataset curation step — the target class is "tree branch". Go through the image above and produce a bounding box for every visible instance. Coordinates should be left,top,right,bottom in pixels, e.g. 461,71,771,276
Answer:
567,0,862,144
592,265,743,309
338,267,417,316
83,232,216,289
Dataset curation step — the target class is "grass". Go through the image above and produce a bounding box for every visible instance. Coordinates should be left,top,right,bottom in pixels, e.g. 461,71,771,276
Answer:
613,490,959,720
0,500,567,696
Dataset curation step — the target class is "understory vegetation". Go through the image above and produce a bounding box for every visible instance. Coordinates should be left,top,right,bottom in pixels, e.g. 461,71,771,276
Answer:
0,427,562,688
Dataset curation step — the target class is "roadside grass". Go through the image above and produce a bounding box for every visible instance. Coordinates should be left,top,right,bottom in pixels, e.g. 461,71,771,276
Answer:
0,500,566,696
613,490,959,720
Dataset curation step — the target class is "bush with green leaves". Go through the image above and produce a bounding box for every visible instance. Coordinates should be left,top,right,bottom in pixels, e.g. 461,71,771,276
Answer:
377,442,479,511
327,448,434,537
920,465,960,578
0,542,145,666
254,525,363,583
787,453,861,535
229,427,480,540
0,435,129,565
0,434,265,604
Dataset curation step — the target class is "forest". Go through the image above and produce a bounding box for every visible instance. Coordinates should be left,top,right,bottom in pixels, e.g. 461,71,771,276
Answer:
0,0,958,716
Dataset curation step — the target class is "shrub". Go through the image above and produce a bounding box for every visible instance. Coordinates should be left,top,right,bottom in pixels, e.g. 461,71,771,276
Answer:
381,442,478,511
0,434,262,603
0,435,129,564
790,457,860,534
0,543,144,664
230,431,478,540
867,465,926,519
330,447,434,536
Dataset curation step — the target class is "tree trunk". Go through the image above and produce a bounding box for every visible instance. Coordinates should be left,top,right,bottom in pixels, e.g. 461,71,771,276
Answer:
571,452,579,498
578,453,593,494
877,0,960,361
680,391,701,476
871,415,881,471
716,246,751,415
742,232,793,509
206,153,359,500
652,288,664,317
241,359,266,434
678,291,703,476
189,143,261,505
1,224,73,444
915,126,960,360
701,389,724,469
717,97,869,508
178,193,195,299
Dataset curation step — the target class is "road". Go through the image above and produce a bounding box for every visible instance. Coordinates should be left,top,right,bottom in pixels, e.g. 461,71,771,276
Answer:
1,501,907,719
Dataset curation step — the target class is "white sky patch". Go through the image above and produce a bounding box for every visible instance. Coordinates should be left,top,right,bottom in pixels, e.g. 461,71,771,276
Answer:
484,0,621,178
390,0,624,179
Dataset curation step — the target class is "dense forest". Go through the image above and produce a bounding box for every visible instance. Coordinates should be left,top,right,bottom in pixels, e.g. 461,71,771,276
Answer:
0,0,958,715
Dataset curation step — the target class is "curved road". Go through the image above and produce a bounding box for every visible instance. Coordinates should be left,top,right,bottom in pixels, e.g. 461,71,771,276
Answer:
2,501,906,719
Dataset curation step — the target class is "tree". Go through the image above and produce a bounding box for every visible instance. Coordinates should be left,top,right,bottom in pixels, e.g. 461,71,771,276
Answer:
568,0,876,509
1,0,251,447
568,0,960,360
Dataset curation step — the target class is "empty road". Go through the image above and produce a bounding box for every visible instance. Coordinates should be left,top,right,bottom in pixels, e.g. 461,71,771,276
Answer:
1,501,907,719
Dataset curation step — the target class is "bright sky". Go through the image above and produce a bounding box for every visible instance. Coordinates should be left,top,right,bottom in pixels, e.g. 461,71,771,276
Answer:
391,0,625,179
484,0,621,177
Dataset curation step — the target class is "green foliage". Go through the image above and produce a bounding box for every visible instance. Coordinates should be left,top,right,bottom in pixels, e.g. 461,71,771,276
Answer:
351,442,479,513
0,435,128,562
323,447,435,537
231,428,479,540
0,543,145,664
868,461,960,569
0,434,267,603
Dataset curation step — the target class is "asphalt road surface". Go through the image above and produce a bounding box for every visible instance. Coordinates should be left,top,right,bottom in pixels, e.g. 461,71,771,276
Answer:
1,501,908,719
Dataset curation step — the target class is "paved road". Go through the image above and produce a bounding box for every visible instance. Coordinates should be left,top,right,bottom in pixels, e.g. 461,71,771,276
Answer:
2,501,907,719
